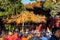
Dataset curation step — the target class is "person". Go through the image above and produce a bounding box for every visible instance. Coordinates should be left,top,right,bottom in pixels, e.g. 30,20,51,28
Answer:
29,30,41,40
22,33,28,40
0,34,2,40
41,32,48,40
25,29,29,34
1,30,6,40
12,29,19,40
49,27,60,40
5,31,13,40
16,32,23,40
27,33,33,39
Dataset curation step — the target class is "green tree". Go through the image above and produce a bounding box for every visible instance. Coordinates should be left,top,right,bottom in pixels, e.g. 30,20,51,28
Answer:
0,0,26,31
43,0,53,9
43,0,60,17
0,0,25,17
50,1,60,17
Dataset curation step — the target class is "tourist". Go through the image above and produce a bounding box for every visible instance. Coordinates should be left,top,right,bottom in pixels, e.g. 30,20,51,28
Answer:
49,27,60,40
29,30,41,40
5,31,13,40
12,29,19,40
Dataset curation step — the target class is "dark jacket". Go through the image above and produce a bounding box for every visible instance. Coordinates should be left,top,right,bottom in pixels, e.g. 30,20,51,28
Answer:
49,35,60,40
29,36,41,40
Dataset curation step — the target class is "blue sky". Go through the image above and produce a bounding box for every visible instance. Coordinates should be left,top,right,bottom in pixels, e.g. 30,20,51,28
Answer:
21,0,30,4
21,0,36,4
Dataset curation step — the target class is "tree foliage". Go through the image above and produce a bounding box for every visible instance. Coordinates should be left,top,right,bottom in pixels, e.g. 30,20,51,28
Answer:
43,0,53,9
43,0,60,17
50,1,60,17
0,0,25,16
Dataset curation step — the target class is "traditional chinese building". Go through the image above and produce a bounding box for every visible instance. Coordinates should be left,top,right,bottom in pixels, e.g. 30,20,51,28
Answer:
3,0,59,30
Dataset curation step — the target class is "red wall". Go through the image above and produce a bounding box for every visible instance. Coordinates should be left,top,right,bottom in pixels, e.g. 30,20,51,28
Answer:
49,18,60,28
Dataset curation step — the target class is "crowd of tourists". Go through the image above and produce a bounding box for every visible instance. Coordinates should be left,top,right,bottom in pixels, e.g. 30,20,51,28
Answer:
0,26,60,40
